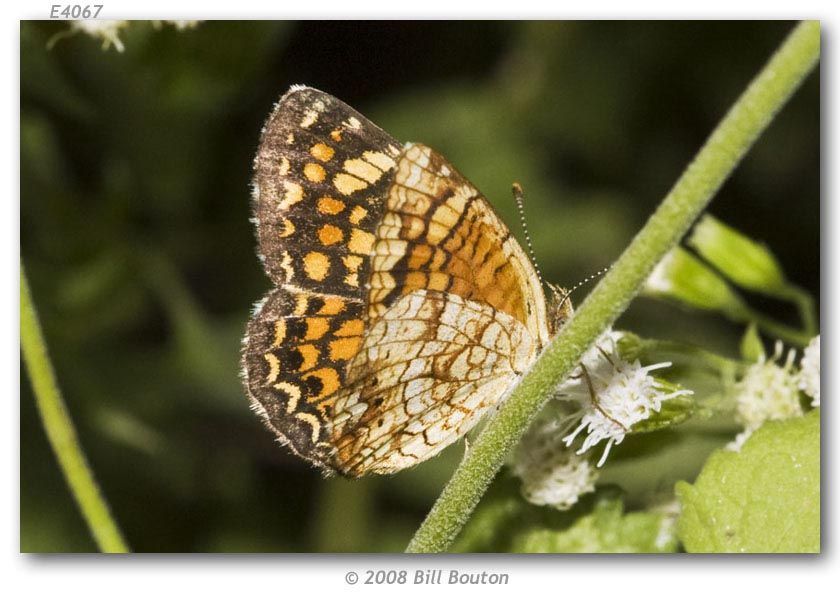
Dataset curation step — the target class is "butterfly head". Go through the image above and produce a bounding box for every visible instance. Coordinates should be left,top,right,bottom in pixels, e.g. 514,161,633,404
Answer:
546,282,574,336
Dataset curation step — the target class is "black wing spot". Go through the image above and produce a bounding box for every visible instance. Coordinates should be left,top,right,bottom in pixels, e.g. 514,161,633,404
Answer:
282,348,304,372
285,319,308,341
307,296,326,313
303,374,324,396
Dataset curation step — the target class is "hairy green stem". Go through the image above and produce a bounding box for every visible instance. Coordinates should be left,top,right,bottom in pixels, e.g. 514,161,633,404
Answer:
20,262,129,553
406,20,819,553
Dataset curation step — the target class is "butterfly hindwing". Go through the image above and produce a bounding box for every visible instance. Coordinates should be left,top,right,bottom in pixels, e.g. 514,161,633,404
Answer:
327,289,537,475
243,286,365,472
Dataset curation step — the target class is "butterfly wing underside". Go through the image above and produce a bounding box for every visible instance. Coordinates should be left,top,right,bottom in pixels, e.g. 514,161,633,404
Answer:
243,87,549,476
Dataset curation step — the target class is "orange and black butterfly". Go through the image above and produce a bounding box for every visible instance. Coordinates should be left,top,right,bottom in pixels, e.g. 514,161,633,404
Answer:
242,86,570,476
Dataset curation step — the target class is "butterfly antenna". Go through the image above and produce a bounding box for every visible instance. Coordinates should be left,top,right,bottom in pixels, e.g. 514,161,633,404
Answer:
512,183,543,284
556,265,612,306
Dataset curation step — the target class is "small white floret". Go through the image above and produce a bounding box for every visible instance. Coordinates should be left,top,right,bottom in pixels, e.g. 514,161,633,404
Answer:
727,341,803,451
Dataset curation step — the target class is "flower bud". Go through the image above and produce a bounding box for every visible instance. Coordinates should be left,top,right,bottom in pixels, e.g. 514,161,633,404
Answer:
688,214,787,293
645,247,749,319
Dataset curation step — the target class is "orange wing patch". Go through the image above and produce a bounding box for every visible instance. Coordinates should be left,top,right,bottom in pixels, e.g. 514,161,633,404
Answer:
368,143,550,348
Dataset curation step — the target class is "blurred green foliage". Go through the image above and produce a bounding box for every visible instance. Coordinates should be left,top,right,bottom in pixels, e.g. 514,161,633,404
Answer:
20,21,818,552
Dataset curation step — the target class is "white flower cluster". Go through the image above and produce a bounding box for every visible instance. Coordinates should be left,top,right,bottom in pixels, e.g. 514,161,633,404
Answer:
736,342,802,425
65,20,200,53
510,412,598,510
71,20,129,52
557,331,692,467
727,340,808,451
511,330,691,510
799,335,820,407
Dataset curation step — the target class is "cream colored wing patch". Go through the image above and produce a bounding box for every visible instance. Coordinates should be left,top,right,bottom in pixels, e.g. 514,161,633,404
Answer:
326,289,537,476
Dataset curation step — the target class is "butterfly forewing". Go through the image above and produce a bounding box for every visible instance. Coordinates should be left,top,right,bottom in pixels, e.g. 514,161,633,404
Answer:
252,86,402,297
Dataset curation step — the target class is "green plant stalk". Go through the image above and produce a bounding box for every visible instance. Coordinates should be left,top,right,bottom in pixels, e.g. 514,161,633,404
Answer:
743,305,813,347
776,284,818,338
406,20,819,553
20,262,129,553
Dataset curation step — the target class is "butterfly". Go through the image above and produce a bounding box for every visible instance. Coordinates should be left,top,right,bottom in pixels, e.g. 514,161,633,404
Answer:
242,85,570,476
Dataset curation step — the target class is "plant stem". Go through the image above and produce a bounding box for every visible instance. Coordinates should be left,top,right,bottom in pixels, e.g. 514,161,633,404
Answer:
406,20,819,553
745,306,813,347
20,262,129,553
776,284,818,338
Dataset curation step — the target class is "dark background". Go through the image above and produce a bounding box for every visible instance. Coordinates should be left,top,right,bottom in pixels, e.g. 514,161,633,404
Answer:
20,21,819,552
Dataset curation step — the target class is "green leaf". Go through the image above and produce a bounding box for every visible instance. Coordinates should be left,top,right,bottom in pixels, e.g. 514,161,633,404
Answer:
452,479,678,553
676,410,820,553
